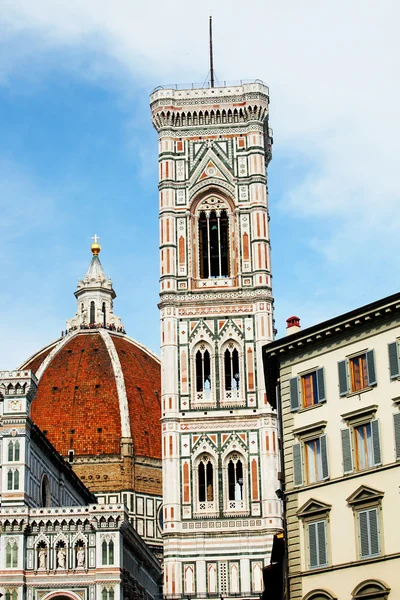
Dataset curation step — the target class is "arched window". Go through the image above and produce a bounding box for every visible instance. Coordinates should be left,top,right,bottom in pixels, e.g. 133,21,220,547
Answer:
198,457,214,502
8,441,14,462
13,470,19,489
6,542,18,568
102,302,106,327
5,591,18,600
352,580,390,600
40,475,50,507
228,456,243,500
7,469,13,490
195,347,211,396
199,210,229,278
14,441,20,461
224,346,240,391
102,539,114,565
90,301,95,325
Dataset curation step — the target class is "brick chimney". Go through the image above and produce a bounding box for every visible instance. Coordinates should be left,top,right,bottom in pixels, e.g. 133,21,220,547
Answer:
286,316,301,335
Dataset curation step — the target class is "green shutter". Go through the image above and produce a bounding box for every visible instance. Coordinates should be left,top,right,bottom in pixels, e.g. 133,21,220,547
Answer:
292,443,303,486
366,349,377,386
290,377,300,411
320,435,329,479
341,428,353,473
388,342,400,379
369,508,380,556
316,368,326,403
394,413,400,460
371,419,382,466
317,521,327,566
308,522,318,568
359,510,370,557
338,360,349,396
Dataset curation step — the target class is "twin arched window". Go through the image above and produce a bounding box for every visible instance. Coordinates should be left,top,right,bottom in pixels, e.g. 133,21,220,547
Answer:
196,452,247,513
199,210,229,278
5,542,18,568
102,539,114,565
7,469,19,491
8,441,20,462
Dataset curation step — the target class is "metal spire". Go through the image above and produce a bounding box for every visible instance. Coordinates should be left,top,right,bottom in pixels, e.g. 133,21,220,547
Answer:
209,16,214,88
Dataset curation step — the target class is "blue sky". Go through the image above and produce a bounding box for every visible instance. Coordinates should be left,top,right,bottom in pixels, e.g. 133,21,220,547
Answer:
1,1,399,367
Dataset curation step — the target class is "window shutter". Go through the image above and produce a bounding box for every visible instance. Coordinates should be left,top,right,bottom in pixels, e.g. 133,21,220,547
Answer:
320,435,329,479
394,413,400,460
371,419,382,466
388,342,400,379
366,349,377,386
368,508,380,556
316,368,326,403
308,522,318,568
358,510,370,557
290,377,300,411
317,521,327,566
341,428,353,473
292,443,303,486
338,360,349,396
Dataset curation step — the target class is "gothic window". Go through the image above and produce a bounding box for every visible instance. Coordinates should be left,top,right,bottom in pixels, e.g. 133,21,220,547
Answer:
199,210,229,278
102,302,106,326
224,345,240,392
8,440,20,462
102,539,114,565
195,346,211,398
5,591,17,600
7,469,19,490
228,455,244,501
198,457,214,502
5,542,18,568
90,301,95,325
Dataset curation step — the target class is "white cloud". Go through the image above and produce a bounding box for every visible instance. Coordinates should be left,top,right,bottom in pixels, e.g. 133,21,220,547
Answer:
0,0,399,340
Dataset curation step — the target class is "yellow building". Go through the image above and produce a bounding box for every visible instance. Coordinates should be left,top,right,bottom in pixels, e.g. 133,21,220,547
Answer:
263,292,400,600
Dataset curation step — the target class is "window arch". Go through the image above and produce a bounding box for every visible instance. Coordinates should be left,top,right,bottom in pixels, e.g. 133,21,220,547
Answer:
303,591,337,600
228,455,244,500
4,591,18,600
352,580,390,600
102,538,114,565
198,209,229,279
224,345,240,391
102,302,106,326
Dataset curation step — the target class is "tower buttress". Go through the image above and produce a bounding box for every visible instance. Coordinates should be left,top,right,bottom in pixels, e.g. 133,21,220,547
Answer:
151,80,281,600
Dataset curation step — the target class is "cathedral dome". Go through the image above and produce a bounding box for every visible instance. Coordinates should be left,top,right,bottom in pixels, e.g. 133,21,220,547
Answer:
18,241,162,526
21,329,161,460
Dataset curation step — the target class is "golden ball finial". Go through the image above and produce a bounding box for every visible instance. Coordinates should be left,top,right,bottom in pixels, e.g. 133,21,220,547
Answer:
91,234,101,255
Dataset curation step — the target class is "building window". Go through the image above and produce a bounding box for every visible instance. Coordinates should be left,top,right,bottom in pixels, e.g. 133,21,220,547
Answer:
195,345,212,402
358,508,380,559
338,350,376,396
102,301,106,327
5,542,18,568
4,591,18,600
7,469,19,491
228,455,243,500
352,580,390,599
102,539,114,565
198,456,214,502
293,435,329,487
388,340,400,379
199,210,229,278
394,413,400,460
341,419,381,474
224,346,240,391
102,589,115,600
307,520,328,569
40,474,51,507
290,368,326,411
7,440,20,462
90,301,95,325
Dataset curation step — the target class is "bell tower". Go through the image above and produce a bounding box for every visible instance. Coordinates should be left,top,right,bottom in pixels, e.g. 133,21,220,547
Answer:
150,80,281,599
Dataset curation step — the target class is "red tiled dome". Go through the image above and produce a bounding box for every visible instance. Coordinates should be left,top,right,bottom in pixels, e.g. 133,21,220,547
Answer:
21,330,161,460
